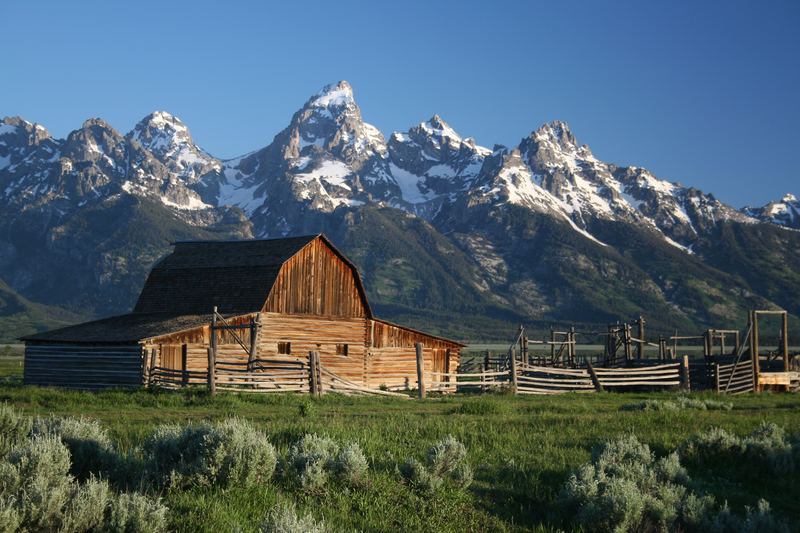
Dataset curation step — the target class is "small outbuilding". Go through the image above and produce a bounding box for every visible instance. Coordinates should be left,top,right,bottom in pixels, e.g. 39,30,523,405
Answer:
22,234,463,392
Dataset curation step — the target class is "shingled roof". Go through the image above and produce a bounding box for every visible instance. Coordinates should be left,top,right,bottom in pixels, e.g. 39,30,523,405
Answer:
22,313,217,343
134,234,318,315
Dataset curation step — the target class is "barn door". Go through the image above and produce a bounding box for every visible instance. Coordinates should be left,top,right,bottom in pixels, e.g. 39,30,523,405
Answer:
433,349,447,375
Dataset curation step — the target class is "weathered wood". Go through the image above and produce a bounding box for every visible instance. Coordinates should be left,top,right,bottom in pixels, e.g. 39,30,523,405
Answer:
510,347,518,394
415,343,426,399
308,351,319,395
680,355,690,391
586,361,603,392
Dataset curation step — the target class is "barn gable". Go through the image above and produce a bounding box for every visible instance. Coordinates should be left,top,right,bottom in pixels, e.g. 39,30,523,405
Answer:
264,235,371,318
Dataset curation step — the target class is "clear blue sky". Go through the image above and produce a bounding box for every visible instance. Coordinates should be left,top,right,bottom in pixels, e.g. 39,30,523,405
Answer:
1,0,797,206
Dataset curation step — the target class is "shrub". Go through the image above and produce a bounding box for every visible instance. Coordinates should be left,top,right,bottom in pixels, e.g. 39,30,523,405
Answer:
59,477,112,533
400,435,472,494
143,418,277,489
679,423,796,475
622,397,733,412
106,492,169,533
31,416,119,481
0,435,74,531
282,434,369,491
332,443,369,487
0,404,31,459
261,502,327,533
560,434,788,532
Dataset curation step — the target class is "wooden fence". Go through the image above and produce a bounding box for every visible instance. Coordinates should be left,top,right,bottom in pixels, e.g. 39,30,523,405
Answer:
714,359,755,394
427,360,684,395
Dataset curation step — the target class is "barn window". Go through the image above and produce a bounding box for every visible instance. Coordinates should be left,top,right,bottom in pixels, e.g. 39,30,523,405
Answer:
336,343,349,356
278,342,291,355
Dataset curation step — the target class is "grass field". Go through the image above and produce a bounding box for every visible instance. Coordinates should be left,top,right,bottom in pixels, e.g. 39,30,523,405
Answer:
0,351,798,532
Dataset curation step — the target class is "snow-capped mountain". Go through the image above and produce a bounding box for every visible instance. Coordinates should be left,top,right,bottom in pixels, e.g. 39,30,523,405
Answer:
2,80,799,339
127,111,222,186
743,194,799,229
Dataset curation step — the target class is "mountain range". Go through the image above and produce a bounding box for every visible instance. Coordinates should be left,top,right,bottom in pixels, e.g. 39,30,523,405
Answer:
1,80,798,342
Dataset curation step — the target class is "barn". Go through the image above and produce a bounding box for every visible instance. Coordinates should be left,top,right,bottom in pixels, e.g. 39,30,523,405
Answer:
22,234,464,392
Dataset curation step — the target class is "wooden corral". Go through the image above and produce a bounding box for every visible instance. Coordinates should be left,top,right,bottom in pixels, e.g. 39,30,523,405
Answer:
23,234,463,392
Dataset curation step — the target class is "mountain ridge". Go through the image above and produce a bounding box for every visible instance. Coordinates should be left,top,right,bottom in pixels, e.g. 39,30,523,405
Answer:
1,80,798,340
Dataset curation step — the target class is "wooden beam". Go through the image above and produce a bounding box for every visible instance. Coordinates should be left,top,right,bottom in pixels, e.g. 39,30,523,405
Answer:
415,343,426,399
510,347,518,394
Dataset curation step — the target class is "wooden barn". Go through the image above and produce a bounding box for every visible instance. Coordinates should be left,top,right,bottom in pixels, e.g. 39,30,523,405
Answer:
22,235,463,393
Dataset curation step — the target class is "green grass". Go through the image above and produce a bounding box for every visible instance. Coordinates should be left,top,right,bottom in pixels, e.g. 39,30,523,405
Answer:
1,358,798,531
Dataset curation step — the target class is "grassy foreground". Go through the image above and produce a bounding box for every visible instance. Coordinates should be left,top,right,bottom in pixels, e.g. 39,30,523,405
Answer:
0,354,798,532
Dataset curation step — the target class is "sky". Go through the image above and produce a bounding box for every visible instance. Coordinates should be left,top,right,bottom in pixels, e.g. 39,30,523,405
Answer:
1,0,798,207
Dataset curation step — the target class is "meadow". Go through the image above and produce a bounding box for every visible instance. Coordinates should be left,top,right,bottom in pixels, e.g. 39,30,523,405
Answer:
0,349,798,532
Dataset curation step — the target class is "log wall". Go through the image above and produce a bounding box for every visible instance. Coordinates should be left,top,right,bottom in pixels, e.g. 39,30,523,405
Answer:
24,343,143,390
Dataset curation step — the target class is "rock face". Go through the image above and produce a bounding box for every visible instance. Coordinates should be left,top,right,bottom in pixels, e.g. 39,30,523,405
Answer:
743,194,800,229
1,81,799,338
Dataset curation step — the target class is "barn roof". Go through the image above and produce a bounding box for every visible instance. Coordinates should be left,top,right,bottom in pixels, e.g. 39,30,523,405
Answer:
22,313,217,343
133,234,320,315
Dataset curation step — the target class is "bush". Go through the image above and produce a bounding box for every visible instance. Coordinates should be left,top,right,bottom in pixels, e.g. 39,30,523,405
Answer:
559,434,788,532
400,435,472,494
332,443,369,487
282,434,369,492
622,397,733,412
143,418,277,489
261,502,327,533
0,435,74,531
679,423,796,475
31,416,119,481
106,492,169,533
0,434,167,532
0,404,31,459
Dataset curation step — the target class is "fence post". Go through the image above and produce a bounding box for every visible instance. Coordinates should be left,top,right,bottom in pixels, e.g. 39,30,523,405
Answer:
207,347,216,396
247,314,260,372
714,362,721,393
587,361,603,392
142,348,150,387
209,308,217,396
315,351,323,396
309,351,319,395
510,347,518,394
149,348,157,388
680,355,690,391
415,343,426,399
181,344,189,386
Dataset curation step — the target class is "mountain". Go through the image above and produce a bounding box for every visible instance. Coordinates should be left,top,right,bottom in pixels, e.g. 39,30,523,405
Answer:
743,194,800,229
1,81,799,340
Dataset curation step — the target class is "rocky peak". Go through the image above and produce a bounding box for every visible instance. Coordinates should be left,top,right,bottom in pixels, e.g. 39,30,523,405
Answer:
742,192,800,229
128,111,192,156
127,111,220,185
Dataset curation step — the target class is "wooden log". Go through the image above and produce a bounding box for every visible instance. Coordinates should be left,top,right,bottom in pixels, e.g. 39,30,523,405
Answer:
309,351,318,395
415,343,426,399
680,355,690,391
586,361,603,392
315,351,323,395
510,347,518,394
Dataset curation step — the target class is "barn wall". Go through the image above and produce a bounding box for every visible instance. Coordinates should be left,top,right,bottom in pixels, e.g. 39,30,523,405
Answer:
24,343,143,390
366,319,461,389
257,312,368,384
263,238,367,318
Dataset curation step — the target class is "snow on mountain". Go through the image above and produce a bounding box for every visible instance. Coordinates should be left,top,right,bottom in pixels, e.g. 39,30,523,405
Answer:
1,80,786,249
387,115,490,215
743,193,800,228
127,111,222,185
